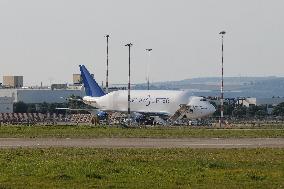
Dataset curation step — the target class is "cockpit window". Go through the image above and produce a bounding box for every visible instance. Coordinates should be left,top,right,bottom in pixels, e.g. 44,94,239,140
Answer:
200,98,207,101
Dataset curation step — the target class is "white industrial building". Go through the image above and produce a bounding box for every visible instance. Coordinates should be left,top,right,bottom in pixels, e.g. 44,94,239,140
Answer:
0,88,85,104
0,97,13,113
237,97,284,107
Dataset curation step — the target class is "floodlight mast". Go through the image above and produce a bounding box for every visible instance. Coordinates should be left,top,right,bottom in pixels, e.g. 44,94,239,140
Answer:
105,34,110,94
125,43,133,126
146,48,152,90
219,31,226,127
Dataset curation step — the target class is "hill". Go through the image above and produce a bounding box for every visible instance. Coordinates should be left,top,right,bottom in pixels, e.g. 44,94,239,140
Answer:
134,77,284,98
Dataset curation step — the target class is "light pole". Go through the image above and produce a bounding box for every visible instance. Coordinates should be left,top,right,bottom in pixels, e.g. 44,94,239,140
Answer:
146,48,152,90
219,31,226,127
105,34,110,93
125,43,133,126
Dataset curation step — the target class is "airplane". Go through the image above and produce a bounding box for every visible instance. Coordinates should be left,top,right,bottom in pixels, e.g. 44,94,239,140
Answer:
79,65,216,121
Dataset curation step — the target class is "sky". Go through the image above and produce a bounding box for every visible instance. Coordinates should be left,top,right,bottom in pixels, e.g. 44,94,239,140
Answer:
0,0,283,86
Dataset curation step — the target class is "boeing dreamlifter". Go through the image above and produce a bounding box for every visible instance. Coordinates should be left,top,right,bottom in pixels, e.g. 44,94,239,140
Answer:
80,65,216,120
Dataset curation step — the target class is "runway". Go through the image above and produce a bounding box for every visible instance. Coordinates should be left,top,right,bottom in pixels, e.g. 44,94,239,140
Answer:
0,138,283,148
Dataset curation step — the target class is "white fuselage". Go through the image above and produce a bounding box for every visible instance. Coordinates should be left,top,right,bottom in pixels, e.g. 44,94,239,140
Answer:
83,90,215,119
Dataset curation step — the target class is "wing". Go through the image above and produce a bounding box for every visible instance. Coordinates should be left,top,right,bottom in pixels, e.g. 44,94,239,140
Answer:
60,97,83,102
55,108,99,114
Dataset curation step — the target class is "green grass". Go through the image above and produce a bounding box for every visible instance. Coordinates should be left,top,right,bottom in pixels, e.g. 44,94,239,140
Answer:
0,148,283,188
0,125,284,138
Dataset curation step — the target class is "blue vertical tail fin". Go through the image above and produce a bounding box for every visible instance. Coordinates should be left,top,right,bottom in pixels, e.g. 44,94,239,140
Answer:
79,65,105,97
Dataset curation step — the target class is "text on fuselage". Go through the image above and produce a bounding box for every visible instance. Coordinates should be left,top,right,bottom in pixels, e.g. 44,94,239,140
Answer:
130,95,170,106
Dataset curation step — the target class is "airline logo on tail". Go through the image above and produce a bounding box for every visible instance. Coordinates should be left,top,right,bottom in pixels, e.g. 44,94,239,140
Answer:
79,65,105,97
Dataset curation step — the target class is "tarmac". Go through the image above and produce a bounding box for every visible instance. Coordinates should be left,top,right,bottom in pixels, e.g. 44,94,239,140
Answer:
0,138,283,148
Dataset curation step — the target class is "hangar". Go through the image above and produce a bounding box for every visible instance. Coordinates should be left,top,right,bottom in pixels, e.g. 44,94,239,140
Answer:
0,88,84,104
0,97,13,113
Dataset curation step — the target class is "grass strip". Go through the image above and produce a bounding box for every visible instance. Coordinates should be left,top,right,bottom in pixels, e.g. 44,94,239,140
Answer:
0,125,284,138
0,148,283,188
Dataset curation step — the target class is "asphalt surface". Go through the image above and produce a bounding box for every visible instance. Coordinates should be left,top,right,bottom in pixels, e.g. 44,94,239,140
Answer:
0,138,283,148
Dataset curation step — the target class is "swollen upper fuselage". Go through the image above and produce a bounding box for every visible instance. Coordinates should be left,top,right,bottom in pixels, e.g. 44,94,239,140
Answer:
83,90,185,114
83,90,215,117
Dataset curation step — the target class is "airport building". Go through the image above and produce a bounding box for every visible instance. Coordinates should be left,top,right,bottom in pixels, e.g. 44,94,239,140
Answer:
51,84,68,90
0,75,86,110
237,97,284,107
73,74,82,84
3,76,23,88
0,70,130,112
0,97,13,113
0,88,85,104
73,73,94,85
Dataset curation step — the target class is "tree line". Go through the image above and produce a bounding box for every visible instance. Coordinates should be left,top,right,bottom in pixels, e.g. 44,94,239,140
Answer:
12,96,284,118
213,102,284,118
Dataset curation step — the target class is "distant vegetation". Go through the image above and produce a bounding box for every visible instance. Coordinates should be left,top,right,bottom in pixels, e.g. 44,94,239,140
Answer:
213,103,270,119
0,148,283,188
272,102,284,116
210,101,284,120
